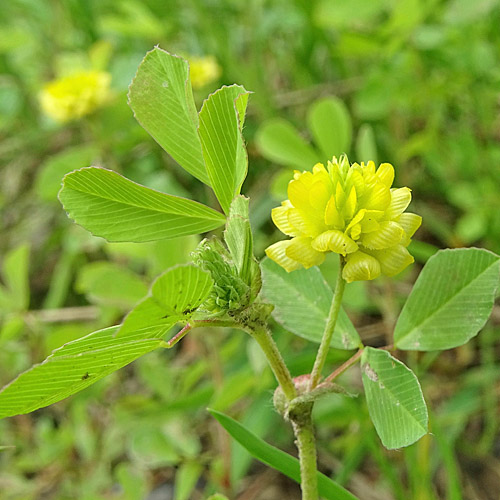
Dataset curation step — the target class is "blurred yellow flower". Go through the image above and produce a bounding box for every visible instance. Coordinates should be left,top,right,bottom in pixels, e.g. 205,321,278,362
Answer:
189,55,221,89
40,70,111,123
265,156,421,283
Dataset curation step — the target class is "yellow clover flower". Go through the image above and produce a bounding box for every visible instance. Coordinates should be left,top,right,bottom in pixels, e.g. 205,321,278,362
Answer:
40,70,111,123
265,156,422,283
189,55,221,89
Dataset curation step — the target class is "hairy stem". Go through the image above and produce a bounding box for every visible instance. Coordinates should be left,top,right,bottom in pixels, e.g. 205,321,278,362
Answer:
291,405,318,500
250,326,297,401
324,348,363,384
167,319,239,348
309,257,347,390
166,323,193,347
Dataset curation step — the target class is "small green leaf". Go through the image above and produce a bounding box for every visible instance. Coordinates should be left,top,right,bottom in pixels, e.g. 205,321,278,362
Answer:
255,118,320,169
128,47,209,185
152,265,213,316
224,196,254,286
76,261,148,308
361,347,428,449
119,265,213,336
355,124,378,164
307,97,352,159
260,258,360,349
209,409,359,500
0,314,24,343
0,325,166,419
59,167,226,242
35,145,98,202
115,463,147,500
174,462,203,500
120,297,178,337
198,85,250,213
394,248,500,350
0,243,30,312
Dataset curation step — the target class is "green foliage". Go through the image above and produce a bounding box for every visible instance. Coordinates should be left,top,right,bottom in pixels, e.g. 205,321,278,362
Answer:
210,409,358,500
120,264,213,336
261,258,360,350
35,145,99,202
256,96,364,173
128,47,209,185
198,85,249,213
394,249,500,350
59,167,226,242
0,325,165,419
128,48,250,215
255,118,320,170
306,97,352,160
0,243,30,312
76,261,148,308
355,124,378,165
174,462,203,500
2,1,500,497
361,348,428,449
224,195,261,300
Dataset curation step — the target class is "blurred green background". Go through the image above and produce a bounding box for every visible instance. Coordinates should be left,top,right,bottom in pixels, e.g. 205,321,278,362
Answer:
1,0,500,499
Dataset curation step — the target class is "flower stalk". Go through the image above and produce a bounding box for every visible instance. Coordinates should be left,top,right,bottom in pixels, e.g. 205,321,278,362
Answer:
309,256,347,390
324,348,363,384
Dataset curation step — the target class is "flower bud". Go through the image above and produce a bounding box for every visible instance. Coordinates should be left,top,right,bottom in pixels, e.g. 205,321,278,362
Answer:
192,238,250,315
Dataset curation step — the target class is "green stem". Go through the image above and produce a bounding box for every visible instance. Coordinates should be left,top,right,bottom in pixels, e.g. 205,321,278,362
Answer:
309,256,347,390
250,326,297,401
291,405,318,500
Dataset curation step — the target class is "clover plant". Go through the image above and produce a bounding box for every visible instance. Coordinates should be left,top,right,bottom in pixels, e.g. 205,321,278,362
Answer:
1,47,499,500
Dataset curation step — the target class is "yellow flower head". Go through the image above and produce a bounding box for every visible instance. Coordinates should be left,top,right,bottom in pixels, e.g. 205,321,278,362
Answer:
40,70,111,123
265,156,422,283
189,55,221,89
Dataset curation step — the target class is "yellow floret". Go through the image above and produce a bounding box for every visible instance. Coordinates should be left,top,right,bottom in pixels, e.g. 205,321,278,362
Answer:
265,155,421,282
40,70,111,123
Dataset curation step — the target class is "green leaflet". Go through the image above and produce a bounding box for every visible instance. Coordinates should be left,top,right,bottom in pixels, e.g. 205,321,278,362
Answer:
355,124,378,164
209,409,359,500
174,462,203,500
0,325,167,419
128,47,209,185
255,118,320,170
76,261,148,308
198,85,250,214
394,248,500,350
35,145,98,202
0,243,30,312
59,167,226,243
224,195,256,289
119,264,214,337
306,97,352,159
361,348,428,449
260,258,360,350
128,49,252,209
